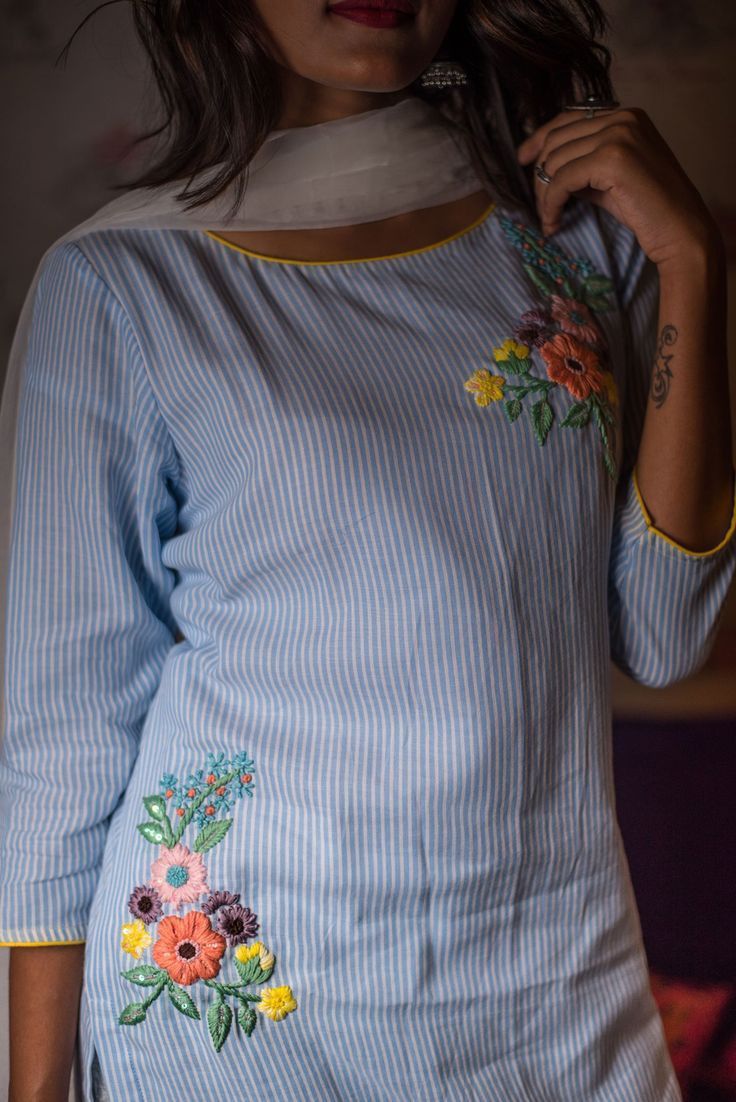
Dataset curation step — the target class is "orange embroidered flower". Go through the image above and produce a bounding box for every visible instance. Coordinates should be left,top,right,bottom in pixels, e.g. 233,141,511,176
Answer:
548,294,602,346
152,910,226,986
539,333,604,400
464,369,505,407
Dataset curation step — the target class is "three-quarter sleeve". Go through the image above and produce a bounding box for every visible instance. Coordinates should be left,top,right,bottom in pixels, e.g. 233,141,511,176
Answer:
603,211,736,689
0,241,181,945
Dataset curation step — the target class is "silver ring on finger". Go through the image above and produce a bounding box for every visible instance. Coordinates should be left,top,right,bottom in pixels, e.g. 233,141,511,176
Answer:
535,160,553,185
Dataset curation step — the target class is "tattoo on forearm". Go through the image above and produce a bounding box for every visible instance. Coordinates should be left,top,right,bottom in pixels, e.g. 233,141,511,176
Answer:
650,324,677,408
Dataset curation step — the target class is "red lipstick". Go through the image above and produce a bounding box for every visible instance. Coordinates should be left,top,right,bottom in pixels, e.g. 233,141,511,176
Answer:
328,0,417,28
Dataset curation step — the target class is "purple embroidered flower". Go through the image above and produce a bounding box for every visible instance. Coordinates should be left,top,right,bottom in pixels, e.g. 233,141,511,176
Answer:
201,889,241,916
215,903,259,946
513,307,553,348
127,884,164,925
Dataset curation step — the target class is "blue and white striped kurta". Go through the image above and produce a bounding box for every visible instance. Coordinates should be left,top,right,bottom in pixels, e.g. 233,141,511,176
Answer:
2,194,736,1102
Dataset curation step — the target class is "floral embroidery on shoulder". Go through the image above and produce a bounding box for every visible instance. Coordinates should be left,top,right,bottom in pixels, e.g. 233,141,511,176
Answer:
117,751,297,1051
464,213,620,480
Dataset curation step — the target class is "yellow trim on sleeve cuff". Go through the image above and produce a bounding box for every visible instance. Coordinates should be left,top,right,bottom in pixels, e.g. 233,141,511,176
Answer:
0,939,86,947
632,465,736,558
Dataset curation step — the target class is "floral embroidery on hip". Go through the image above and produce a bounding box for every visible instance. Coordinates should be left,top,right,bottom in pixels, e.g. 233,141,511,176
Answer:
117,751,297,1050
464,214,620,481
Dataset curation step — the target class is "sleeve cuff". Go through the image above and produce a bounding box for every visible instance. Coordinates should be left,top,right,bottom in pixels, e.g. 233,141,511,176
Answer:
0,939,86,947
631,465,736,559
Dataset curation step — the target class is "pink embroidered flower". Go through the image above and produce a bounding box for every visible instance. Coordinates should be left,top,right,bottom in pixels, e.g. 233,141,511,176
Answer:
152,910,226,986
548,295,602,345
149,842,209,906
539,333,605,401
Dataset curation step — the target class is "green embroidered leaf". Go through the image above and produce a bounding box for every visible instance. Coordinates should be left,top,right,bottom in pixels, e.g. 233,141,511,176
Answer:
530,398,554,446
602,448,617,482
118,1001,147,1025
193,818,233,854
142,795,168,822
523,264,558,298
590,401,609,446
583,272,615,296
234,955,262,985
137,820,165,845
212,981,243,996
253,963,272,984
120,964,164,987
585,292,614,313
237,1001,258,1036
503,398,523,424
140,796,175,843
207,998,233,1052
167,982,201,1020
597,399,616,426
559,401,590,429
234,951,276,985
588,403,617,479
505,352,529,375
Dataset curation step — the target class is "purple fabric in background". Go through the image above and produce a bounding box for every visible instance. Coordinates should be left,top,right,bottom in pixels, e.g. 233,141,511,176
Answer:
613,717,736,983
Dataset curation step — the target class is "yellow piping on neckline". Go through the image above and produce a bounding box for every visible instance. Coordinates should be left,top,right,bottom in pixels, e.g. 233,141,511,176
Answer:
203,201,498,267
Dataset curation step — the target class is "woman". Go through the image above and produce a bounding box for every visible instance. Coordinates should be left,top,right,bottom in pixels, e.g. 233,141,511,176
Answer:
2,0,735,1099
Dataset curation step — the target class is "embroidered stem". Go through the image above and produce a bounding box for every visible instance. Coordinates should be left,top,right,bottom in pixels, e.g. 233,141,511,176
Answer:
171,770,239,845
203,978,245,996
118,975,167,1025
142,977,168,1008
505,379,555,396
590,398,617,480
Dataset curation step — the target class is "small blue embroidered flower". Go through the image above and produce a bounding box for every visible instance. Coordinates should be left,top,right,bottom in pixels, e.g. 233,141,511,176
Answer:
497,213,615,311
160,754,256,826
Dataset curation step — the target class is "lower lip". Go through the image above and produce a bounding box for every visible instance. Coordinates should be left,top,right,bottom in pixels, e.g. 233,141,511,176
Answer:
329,8,415,27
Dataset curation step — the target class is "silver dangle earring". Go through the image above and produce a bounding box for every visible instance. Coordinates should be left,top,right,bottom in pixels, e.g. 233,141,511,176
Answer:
417,59,468,91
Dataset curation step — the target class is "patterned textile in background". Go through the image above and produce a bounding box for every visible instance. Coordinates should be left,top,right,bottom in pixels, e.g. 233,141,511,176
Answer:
649,973,736,1100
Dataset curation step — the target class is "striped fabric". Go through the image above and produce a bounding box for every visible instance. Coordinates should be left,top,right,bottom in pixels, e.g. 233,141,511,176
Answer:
2,195,735,1102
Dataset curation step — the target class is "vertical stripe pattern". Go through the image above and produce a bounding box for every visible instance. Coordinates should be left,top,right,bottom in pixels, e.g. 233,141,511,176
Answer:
2,196,735,1101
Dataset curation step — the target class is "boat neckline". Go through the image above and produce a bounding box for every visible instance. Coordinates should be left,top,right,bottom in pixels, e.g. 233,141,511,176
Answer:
201,200,498,268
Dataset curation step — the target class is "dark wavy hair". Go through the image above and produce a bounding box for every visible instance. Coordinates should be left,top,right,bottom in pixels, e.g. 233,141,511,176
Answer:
58,0,615,221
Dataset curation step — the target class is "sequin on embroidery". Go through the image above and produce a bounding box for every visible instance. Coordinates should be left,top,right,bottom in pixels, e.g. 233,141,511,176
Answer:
464,214,620,480
117,751,297,1048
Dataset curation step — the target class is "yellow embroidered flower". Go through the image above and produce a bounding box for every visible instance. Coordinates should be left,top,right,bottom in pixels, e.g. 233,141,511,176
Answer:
235,940,275,972
121,918,153,959
235,942,260,962
463,369,505,407
256,984,298,1021
600,370,619,407
493,338,530,363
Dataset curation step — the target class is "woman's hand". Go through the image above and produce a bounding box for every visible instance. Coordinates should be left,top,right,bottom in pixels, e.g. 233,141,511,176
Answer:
515,106,724,272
